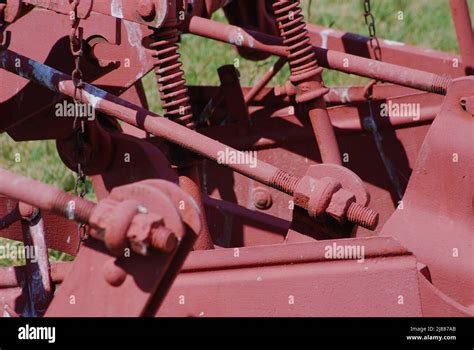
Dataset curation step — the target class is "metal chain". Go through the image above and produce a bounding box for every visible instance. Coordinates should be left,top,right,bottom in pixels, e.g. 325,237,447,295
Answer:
70,0,84,105
69,0,88,251
363,0,382,61
74,163,88,252
362,1,403,200
363,0,382,99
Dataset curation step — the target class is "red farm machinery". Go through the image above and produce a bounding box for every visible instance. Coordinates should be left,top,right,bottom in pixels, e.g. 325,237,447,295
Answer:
0,0,472,317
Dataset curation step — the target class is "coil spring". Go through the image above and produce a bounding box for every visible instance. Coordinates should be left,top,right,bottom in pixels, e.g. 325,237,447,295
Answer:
149,27,195,129
272,0,319,78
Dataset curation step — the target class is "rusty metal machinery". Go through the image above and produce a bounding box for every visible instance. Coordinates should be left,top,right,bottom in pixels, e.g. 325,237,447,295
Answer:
0,0,472,318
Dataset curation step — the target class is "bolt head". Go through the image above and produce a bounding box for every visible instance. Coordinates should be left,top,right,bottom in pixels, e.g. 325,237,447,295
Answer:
137,0,156,19
253,187,273,210
126,213,163,255
18,202,38,221
103,259,127,287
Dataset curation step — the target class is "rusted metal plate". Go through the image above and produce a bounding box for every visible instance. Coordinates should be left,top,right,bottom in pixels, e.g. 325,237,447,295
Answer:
45,239,178,316
380,77,474,309
157,237,423,317
418,270,474,317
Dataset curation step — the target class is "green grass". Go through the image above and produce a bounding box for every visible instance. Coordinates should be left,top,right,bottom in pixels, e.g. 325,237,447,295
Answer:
0,0,471,265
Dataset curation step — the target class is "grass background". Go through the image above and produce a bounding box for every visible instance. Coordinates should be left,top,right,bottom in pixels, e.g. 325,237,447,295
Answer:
0,0,471,265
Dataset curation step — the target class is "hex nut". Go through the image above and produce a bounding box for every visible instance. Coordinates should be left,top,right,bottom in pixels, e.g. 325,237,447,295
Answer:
326,188,356,223
126,212,163,255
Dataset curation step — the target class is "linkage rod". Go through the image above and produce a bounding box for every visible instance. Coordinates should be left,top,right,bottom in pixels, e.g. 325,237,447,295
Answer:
0,48,379,230
184,16,452,95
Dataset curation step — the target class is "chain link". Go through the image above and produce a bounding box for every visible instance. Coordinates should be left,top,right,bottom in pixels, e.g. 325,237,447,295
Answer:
363,0,382,62
74,163,88,252
363,0,382,99
70,0,84,106
69,0,89,251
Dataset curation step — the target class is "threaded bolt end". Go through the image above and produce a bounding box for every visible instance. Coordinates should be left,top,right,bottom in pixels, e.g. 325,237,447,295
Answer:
151,227,177,253
347,202,379,231
431,74,451,95
271,169,301,196
53,192,95,223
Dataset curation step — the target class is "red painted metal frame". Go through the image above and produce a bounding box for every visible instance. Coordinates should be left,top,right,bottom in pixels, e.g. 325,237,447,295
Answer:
0,8,156,141
7,0,176,28
0,167,202,316
0,0,473,317
157,237,424,317
381,77,474,310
